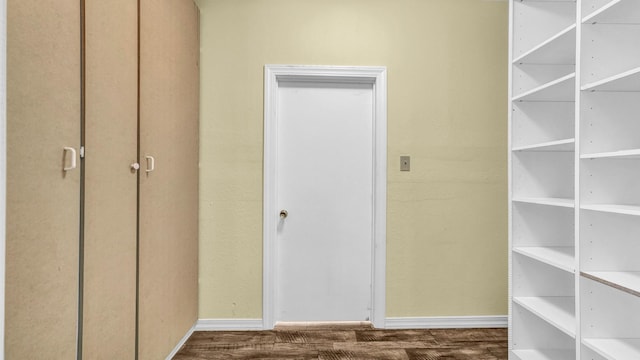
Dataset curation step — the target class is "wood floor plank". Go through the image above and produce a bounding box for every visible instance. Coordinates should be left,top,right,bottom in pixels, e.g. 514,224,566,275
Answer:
430,328,507,343
274,343,335,351
182,343,275,351
186,331,276,344
333,341,431,351
318,349,409,360
356,329,437,343
276,330,357,344
175,348,318,360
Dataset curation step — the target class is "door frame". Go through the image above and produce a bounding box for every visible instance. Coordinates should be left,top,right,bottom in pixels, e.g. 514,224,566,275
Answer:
263,65,387,329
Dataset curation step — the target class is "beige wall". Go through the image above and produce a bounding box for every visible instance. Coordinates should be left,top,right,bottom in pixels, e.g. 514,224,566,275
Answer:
196,0,508,319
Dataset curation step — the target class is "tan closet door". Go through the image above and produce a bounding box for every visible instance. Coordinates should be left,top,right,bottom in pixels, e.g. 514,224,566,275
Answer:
6,0,81,358
138,0,199,358
81,0,138,358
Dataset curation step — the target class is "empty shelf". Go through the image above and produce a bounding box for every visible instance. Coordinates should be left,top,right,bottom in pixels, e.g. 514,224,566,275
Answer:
512,349,575,360
513,197,574,208
583,0,640,24
514,247,574,273
583,338,640,360
513,25,576,65
582,67,640,92
513,73,575,102
513,139,575,152
581,271,640,297
581,149,640,159
581,204,640,216
513,296,576,337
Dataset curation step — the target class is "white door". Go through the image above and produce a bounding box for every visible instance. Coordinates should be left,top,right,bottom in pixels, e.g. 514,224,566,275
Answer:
275,80,374,322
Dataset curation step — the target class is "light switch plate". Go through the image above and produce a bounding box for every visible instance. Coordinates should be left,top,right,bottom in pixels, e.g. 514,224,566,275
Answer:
400,156,410,171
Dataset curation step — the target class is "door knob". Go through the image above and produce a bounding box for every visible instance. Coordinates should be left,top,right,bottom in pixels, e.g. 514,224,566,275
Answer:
131,162,140,171
280,210,288,219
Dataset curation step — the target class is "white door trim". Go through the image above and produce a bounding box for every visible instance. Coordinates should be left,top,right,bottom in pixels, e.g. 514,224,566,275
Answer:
263,65,387,329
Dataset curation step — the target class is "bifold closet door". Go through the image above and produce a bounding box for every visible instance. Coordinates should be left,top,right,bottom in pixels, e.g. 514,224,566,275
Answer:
138,0,199,358
81,0,138,358
6,0,81,358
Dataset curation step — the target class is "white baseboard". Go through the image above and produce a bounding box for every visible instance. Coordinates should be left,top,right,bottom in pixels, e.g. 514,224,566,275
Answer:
195,318,264,331
191,316,507,332
165,322,196,360
384,315,508,329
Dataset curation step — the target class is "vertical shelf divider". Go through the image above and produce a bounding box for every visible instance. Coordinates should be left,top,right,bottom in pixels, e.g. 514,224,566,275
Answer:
573,1,582,358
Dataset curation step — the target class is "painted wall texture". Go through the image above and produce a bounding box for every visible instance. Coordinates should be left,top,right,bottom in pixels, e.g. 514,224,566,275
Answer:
195,0,508,319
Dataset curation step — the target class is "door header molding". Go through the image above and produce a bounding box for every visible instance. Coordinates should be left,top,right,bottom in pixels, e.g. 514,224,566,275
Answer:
263,65,387,329
265,64,386,83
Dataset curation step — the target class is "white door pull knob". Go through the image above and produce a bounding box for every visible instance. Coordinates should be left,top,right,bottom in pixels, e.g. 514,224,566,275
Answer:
131,162,140,171
145,155,155,173
63,147,77,171
280,210,288,219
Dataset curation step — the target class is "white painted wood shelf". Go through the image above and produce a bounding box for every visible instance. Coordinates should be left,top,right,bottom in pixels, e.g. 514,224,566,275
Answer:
512,349,575,360
583,0,640,24
513,73,575,102
582,271,640,298
513,25,576,65
581,204,640,217
513,247,574,273
513,197,574,208
513,296,576,338
581,148,640,159
582,338,640,360
513,138,575,152
582,67,640,92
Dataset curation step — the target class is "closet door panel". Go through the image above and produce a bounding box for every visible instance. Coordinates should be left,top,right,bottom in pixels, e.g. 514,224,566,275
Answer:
139,0,199,358
82,0,138,358
6,0,81,358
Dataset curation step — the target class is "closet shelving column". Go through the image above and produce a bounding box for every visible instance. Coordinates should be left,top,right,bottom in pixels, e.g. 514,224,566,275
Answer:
579,1,640,359
509,0,578,359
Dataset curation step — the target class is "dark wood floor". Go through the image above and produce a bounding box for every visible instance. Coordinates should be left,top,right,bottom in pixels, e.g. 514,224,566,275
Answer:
173,327,508,359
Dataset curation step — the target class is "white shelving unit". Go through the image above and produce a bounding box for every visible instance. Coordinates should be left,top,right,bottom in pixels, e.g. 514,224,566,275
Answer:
510,0,640,359
580,4,640,356
509,0,578,358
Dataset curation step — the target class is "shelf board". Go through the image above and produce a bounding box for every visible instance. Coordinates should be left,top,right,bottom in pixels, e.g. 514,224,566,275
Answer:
582,67,640,92
513,197,575,208
513,24,576,65
581,204,640,216
513,296,576,338
513,138,575,152
581,271,640,297
514,247,574,273
582,0,640,24
512,349,575,360
581,149,640,159
513,73,575,102
583,338,640,360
